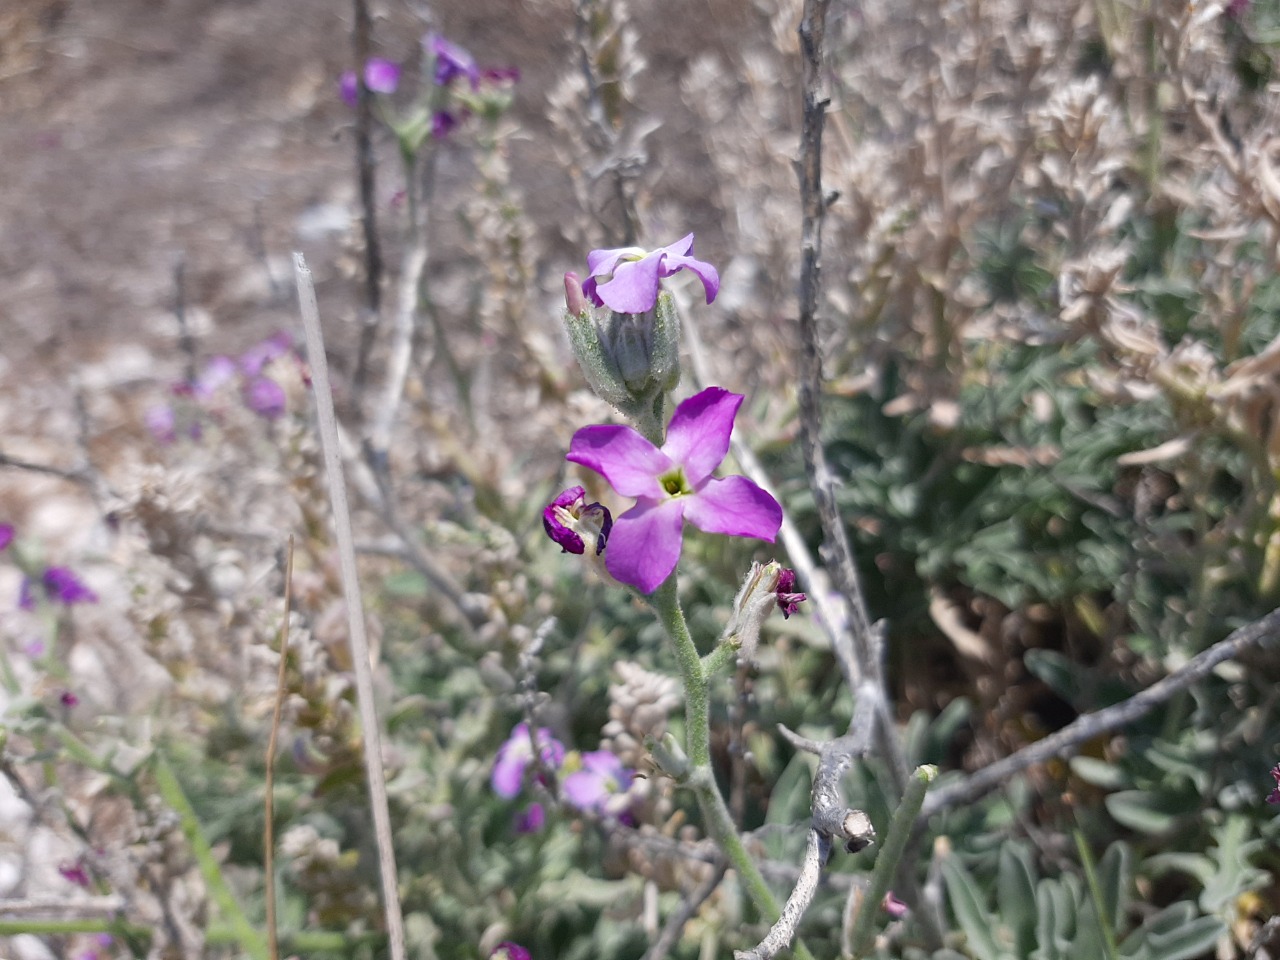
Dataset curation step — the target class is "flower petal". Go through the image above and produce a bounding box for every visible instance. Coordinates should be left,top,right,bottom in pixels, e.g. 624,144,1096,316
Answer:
661,387,741,485
567,425,670,499
592,251,665,313
605,499,686,593
562,770,607,810
683,476,782,542
661,252,720,303
490,749,527,798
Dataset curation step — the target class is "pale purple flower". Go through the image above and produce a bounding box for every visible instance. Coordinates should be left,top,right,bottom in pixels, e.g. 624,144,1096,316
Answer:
882,891,909,918
192,355,238,400
492,723,565,799
243,376,286,420
0,524,13,552
543,486,612,556
563,750,633,816
581,233,719,314
775,568,807,619
514,802,545,834
239,331,293,377
339,58,403,107
566,387,783,593
491,943,531,960
145,404,177,444
1268,764,1280,804
427,34,480,89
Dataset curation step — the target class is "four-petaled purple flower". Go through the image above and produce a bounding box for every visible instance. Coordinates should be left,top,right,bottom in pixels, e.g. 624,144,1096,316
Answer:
492,723,565,799
566,387,782,593
490,943,531,960
339,58,403,107
21,566,99,610
582,234,719,315
775,568,807,619
543,486,613,556
0,524,13,552
1267,764,1280,804
563,750,633,818
427,34,480,89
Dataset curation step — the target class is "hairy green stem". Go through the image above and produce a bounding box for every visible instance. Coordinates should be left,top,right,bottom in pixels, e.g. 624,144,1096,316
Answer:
651,578,815,960
847,764,937,958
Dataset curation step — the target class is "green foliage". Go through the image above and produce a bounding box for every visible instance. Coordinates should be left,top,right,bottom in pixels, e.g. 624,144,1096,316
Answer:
939,840,1225,960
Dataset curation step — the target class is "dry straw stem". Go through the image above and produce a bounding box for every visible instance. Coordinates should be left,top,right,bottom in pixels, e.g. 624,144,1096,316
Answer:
918,603,1280,822
263,535,295,960
293,253,406,960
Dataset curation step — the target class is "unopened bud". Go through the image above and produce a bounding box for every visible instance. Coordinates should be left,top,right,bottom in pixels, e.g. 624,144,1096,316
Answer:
725,561,783,662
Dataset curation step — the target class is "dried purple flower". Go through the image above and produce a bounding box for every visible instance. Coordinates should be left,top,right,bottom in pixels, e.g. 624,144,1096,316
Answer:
58,860,91,888
775,568,807,619
543,486,613,556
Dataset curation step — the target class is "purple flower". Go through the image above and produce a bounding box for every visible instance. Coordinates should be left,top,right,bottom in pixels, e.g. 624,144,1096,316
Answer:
543,486,613,556
25,568,99,609
491,943,531,960
775,568,807,619
59,690,79,708
243,376,286,420
431,109,462,139
192,355,238,400
239,331,293,377
581,234,719,314
514,802,545,834
427,34,480,89
145,404,177,444
491,723,565,799
1268,764,1280,804
563,750,633,816
339,58,403,107
566,387,782,593
882,891,909,918
58,860,91,887
0,524,13,552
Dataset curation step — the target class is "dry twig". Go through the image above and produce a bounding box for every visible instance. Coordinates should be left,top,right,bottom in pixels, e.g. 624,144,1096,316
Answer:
293,253,406,960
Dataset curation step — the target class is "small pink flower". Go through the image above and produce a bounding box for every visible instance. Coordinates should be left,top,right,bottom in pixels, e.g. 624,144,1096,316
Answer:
490,943,530,960
59,691,79,708
882,891,908,918
1267,764,1280,804
566,387,782,593
0,524,13,552
144,404,177,444
582,234,719,314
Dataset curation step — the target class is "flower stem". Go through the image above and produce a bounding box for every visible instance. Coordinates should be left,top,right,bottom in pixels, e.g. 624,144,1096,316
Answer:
846,764,937,958
650,577,815,960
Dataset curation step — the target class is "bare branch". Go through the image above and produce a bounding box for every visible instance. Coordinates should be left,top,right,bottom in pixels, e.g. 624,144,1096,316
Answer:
919,604,1280,820
641,861,728,960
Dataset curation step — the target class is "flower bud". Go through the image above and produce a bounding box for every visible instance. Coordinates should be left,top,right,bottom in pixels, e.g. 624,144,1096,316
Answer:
725,561,784,662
